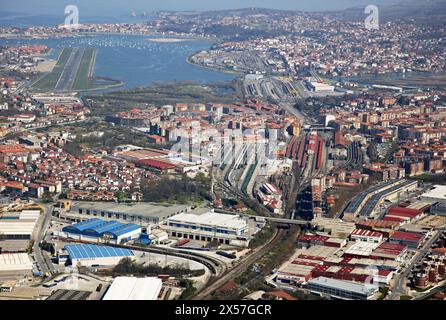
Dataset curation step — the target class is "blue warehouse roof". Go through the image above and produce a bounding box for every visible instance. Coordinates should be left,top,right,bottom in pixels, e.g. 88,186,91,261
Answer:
65,244,134,260
62,218,141,239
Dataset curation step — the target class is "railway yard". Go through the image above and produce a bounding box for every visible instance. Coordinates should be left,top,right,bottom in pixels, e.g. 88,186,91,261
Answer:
2,3,446,303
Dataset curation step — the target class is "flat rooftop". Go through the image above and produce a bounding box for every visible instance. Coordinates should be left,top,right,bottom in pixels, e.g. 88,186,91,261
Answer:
167,211,248,230
102,277,162,300
71,201,190,220
307,277,377,296
421,185,446,201
278,263,315,277
344,241,380,257
297,245,339,260
0,253,33,272
0,210,40,236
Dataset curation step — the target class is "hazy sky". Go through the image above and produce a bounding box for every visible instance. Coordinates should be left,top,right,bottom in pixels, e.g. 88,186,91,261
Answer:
1,0,402,16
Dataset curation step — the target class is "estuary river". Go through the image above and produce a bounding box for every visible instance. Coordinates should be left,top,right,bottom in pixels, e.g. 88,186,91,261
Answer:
0,34,235,91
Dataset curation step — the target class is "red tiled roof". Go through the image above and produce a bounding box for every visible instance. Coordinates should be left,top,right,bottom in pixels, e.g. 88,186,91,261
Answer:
137,159,176,170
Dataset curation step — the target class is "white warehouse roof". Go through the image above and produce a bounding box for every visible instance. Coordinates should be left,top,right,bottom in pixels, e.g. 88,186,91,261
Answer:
0,253,33,272
0,210,40,236
421,185,446,202
308,277,377,296
102,277,162,300
167,211,247,230
0,222,38,235
19,210,40,220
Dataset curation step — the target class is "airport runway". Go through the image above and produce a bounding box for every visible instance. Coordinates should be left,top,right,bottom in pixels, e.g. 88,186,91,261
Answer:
54,48,85,91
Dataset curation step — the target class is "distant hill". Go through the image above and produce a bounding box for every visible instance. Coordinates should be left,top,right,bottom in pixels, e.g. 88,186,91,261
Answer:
158,8,298,19
159,2,446,24
330,0,446,23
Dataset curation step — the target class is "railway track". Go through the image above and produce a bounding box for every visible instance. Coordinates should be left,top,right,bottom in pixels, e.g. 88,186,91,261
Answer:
191,228,285,300
124,244,225,276
344,141,363,169
66,239,226,277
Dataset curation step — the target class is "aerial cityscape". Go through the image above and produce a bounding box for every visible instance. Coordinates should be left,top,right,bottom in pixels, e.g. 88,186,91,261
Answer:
1,0,446,307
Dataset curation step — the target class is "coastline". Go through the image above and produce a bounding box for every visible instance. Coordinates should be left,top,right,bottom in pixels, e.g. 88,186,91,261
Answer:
146,38,195,43
185,53,244,76
0,32,220,44
9,32,234,93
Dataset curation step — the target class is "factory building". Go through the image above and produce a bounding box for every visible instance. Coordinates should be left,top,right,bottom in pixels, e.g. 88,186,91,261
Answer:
65,244,134,267
389,231,425,249
370,242,408,262
163,210,251,246
305,81,335,92
57,218,141,244
383,206,426,225
350,229,383,243
306,277,378,300
102,277,162,300
311,217,356,239
0,253,33,277
68,202,189,225
431,202,446,216
421,185,446,204
0,210,40,240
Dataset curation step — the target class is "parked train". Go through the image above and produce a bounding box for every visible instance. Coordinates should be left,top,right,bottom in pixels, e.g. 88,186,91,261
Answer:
216,250,237,259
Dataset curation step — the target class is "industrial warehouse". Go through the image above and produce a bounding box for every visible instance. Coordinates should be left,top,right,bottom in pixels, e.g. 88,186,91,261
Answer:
102,276,162,300
67,202,190,224
64,244,134,267
0,253,33,277
421,185,446,204
0,210,40,240
163,209,255,246
306,277,378,300
55,218,141,244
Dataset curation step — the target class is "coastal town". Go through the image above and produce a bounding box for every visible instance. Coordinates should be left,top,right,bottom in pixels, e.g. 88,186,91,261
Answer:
1,1,446,303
